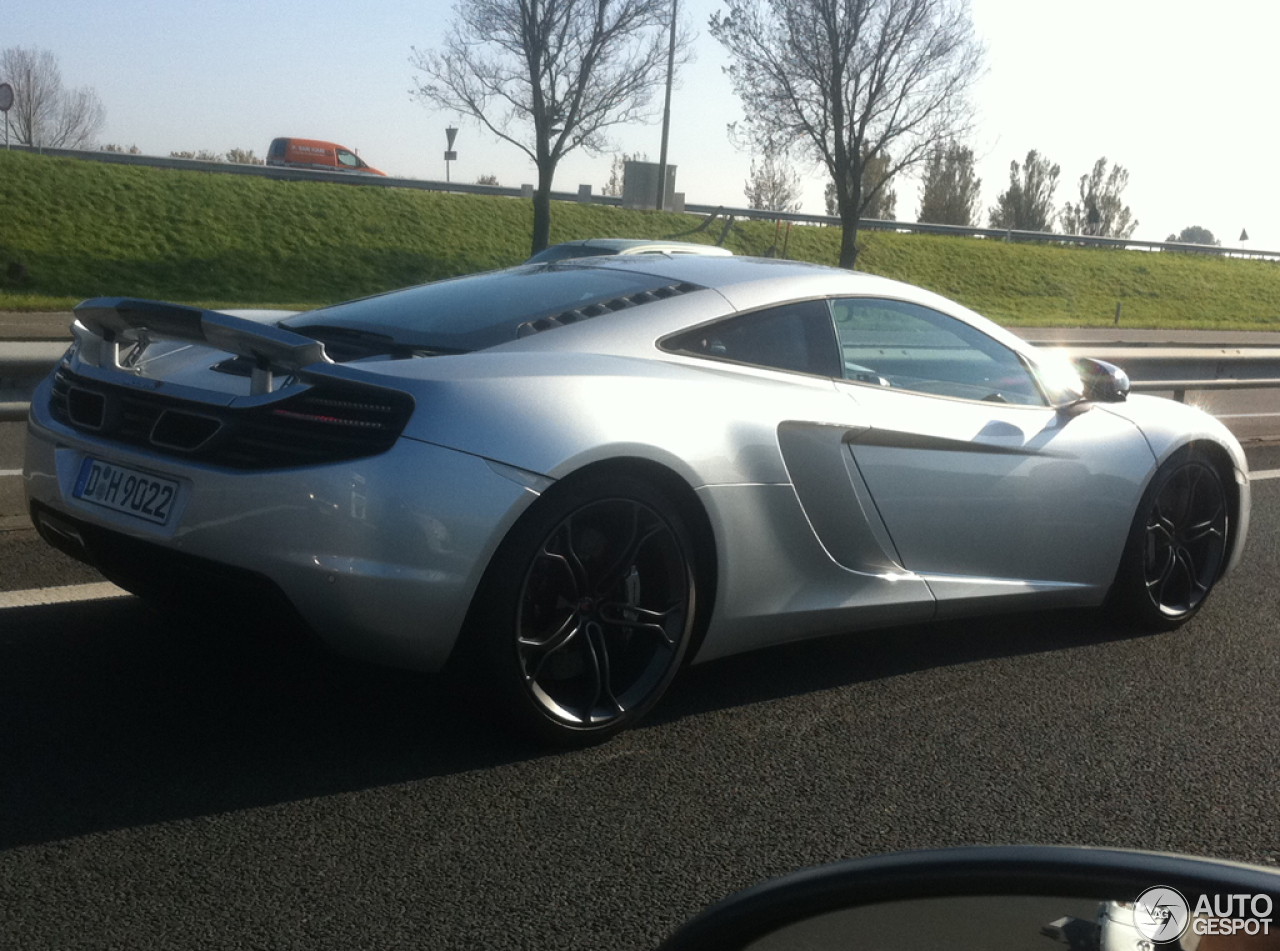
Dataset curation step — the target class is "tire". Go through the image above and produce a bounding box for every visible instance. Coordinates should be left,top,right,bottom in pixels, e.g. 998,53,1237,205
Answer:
1113,447,1230,631
462,472,698,746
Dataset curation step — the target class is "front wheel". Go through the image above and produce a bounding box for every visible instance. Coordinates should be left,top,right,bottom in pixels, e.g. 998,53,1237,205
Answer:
1113,448,1230,631
463,473,697,746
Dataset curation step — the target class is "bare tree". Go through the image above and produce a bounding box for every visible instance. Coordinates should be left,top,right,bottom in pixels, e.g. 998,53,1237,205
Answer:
0,47,105,149
709,0,982,268
744,144,802,213
988,150,1059,232
1060,157,1137,239
917,141,980,226
601,151,648,197
413,0,685,255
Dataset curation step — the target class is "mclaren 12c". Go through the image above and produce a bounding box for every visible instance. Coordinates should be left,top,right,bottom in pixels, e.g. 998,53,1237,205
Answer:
24,256,1250,743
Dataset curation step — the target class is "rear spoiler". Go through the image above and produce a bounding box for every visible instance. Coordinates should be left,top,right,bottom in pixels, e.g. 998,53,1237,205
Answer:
72,297,333,396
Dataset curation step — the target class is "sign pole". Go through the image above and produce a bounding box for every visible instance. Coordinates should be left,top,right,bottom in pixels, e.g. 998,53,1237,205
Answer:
444,126,458,183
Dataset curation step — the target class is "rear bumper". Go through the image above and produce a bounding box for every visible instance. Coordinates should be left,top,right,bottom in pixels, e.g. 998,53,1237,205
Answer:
32,498,315,640
24,388,540,671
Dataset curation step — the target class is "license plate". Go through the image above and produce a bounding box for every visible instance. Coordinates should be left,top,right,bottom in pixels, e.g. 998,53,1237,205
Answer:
73,458,179,525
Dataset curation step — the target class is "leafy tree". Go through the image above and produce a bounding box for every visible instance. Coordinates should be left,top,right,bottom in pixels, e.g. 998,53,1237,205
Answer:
744,144,802,213
0,46,105,148
601,152,647,197
825,151,897,219
917,141,981,226
1060,157,1137,239
860,151,896,220
989,150,1060,232
225,148,263,165
709,0,982,268
412,0,686,255
475,173,500,186
1165,225,1219,246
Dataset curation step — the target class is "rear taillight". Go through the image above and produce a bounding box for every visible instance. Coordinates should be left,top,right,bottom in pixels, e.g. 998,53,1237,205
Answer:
48,368,414,469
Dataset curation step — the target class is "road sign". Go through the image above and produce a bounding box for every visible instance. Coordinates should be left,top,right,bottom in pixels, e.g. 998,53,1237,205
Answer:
444,151,457,161
0,83,11,150
446,127,458,149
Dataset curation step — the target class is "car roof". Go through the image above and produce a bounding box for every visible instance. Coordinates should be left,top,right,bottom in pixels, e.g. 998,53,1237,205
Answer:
538,255,1035,356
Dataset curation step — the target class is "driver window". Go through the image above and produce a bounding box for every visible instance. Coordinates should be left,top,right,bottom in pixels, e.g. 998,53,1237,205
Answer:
830,298,1045,405
336,149,360,168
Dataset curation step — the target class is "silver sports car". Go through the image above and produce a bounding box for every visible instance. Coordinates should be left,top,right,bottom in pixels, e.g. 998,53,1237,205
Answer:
23,256,1250,743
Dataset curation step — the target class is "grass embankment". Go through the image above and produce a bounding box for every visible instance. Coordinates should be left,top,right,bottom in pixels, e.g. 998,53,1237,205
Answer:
3,149,1280,329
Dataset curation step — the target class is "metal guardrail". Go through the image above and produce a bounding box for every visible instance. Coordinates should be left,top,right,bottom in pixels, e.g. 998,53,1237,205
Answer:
0,342,69,422
7,144,1275,261
1049,344,1280,402
3,343,1280,422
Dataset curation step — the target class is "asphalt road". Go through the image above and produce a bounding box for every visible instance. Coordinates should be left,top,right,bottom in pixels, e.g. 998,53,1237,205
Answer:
1,451,1279,950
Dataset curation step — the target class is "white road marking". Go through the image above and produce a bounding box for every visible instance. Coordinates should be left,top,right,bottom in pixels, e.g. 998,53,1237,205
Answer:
1250,468,1280,481
0,582,131,610
0,469,21,477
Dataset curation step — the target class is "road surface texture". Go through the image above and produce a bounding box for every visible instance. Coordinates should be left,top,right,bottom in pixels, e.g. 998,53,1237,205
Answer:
1,452,1277,950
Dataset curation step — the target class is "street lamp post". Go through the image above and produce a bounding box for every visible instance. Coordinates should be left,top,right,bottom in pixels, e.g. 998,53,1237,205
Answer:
655,0,677,211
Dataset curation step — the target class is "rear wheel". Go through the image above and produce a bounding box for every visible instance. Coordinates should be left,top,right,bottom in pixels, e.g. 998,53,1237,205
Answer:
464,473,697,746
1114,448,1230,630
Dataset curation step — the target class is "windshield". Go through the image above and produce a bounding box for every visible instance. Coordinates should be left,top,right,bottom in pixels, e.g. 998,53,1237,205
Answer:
281,264,684,353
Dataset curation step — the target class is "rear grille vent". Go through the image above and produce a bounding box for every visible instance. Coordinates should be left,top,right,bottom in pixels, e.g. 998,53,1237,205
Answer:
151,410,222,451
49,367,414,470
67,387,106,429
516,282,702,338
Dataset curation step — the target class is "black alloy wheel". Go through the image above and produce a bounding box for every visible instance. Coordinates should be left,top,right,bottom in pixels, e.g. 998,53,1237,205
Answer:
1116,448,1230,630
466,473,697,745
1142,458,1228,618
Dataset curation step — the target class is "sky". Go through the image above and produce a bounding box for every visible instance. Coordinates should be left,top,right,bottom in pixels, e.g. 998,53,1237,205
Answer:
5,0,1279,250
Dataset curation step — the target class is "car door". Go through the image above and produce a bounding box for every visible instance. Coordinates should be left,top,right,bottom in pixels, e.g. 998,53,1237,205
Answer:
662,298,938,631
829,296,1154,611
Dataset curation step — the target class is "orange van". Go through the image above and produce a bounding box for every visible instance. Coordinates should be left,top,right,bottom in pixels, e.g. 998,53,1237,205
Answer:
266,138,385,176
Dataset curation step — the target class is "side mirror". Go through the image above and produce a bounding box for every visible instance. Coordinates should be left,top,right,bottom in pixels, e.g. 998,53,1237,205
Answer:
1074,358,1131,403
658,846,1280,951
